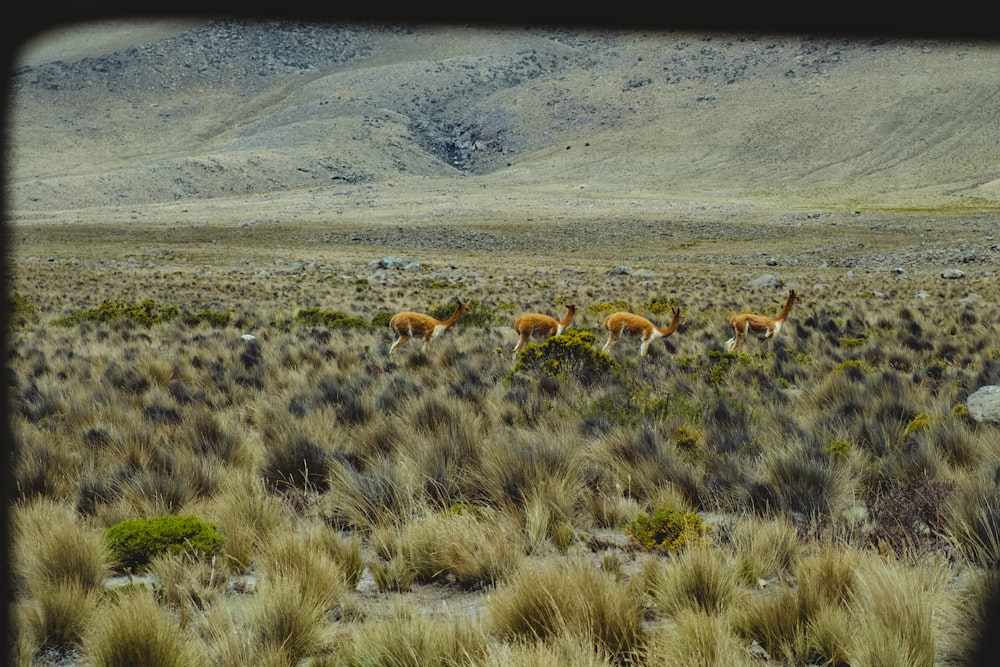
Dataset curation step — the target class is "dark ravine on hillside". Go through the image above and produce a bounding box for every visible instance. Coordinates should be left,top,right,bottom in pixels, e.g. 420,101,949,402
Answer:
8,20,1000,212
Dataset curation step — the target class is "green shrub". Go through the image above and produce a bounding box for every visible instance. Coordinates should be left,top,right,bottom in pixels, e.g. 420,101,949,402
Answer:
428,298,498,326
183,309,232,328
9,293,38,326
835,359,868,373
51,299,180,327
708,350,734,385
294,307,371,329
902,413,933,440
585,300,630,315
673,426,703,457
104,515,225,572
514,330,618,381
624,507,708,553
838,337,867,348
825,439,852,459
370,311,394,328
643,296,680,316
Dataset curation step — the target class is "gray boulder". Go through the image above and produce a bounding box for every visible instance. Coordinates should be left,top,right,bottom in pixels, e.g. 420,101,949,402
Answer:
966,386,1000,423
749,273,779,289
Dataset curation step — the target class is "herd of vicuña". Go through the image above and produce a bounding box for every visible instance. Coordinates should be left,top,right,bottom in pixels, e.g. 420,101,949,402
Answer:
387,290,802,360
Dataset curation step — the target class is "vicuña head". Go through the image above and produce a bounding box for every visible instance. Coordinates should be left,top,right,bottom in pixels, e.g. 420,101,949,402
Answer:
511,303,577,358
725,289,802,353
602,306,685,358
389,295,470,357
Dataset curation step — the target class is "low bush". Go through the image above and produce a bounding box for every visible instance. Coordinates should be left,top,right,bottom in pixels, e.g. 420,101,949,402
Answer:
104,514,226,573
513,330,618,382
294,307,370,329
623,507,708,554
51,299,180,327
9,292,38,326
429,298,499,326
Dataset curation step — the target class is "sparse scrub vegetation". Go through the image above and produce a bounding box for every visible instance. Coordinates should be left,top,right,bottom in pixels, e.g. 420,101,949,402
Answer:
8,211,1000,666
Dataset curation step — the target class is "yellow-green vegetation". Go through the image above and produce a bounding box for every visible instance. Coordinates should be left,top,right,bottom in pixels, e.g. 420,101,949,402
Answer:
824,439,852,459
513,330,618,381
103,515,226,573
624,508,709,553
293,307,370,329
7,216,1000,667
51,298,181,327
8,292,38,327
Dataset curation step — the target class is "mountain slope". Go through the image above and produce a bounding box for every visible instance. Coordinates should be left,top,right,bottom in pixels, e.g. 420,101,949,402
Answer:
7,20,1000,216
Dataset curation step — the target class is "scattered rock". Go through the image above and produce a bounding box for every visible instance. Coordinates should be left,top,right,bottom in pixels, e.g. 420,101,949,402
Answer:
748,273,779,289
372,256,408,269
941,268,966,279
966,386,1000,423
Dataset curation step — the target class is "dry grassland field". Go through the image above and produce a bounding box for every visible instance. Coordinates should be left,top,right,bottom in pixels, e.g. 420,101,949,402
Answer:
4,17,1000,667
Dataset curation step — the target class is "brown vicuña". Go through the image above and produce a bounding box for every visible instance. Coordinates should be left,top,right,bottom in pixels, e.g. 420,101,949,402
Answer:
388,296,470,357
602,307,685,358
725,289,802,353
511,303,577,358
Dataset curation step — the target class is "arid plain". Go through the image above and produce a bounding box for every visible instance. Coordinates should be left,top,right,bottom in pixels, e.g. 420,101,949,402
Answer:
5,18,1000,667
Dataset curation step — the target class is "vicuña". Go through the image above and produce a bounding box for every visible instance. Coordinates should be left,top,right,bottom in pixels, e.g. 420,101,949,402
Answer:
725,289,802,353
511,303,577,358
603,307,685,358
389,296,470,357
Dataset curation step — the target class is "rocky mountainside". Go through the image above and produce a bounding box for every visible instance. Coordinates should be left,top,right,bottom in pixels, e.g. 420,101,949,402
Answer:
7,19,1000,216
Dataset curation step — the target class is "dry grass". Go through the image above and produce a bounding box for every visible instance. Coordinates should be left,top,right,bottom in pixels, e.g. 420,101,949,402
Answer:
7,216,1000,666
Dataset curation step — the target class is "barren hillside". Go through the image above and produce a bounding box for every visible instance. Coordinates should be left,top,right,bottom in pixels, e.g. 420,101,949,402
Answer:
7,19,1000,222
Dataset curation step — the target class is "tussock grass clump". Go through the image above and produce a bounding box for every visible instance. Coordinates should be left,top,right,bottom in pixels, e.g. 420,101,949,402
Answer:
645,545,740,616
147,551,226,617
322,458,413,532
473,423,582,511
847,554,941,667
260,431,333,492
210,472,283,574
488,559,647,665
246,574,332,664
731,515,801,586
373,508,525,589
13,499,112,594
338,606,488,667
84,587,202,667
650,608,753,667
945,472,1000,569
9,291,39,326
15,579,98,660
258,529,350,607
762,442,852,522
